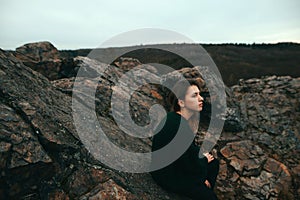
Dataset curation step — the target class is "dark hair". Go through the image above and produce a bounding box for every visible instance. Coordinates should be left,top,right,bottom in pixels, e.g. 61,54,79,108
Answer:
168,79,201,112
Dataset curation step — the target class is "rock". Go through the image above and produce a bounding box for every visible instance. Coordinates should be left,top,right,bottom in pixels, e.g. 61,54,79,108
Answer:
219,139,295,199
15,41,60,62
65,166,111,198
53,56,299,199
220,75,300,200
13,41,62,80
13,42,94,80
50,61,300,200
0,49,187,199
263,158,292,199
113,57,142,71
222,107,245,132
240,167,291,200
0,141,12,169
220,140,266,176
44,189,69,200
0,48,79,198
1,45,300,200
218,159,228,181
79,179,136,200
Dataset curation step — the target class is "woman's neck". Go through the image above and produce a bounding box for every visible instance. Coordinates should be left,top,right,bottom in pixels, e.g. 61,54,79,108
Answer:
176,109,193,120
176,110,199,134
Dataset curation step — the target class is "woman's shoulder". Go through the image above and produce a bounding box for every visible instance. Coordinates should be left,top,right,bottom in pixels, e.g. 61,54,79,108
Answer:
166,111,181,120
154,112,180,134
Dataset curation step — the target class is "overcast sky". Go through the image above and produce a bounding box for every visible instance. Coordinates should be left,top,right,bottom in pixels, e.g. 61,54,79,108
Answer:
1,0,299,50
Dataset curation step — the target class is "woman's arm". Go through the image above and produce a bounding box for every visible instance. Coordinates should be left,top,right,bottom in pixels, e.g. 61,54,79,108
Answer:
177,144,209,183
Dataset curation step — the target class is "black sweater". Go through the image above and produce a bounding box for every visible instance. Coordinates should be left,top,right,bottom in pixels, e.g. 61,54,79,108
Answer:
151,112,208,191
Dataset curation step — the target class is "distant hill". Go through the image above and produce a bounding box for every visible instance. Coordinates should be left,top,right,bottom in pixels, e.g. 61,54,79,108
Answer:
60,42,300,86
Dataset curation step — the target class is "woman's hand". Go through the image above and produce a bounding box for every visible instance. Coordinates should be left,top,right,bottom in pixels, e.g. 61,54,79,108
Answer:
204,179,211,188
203,153,214,163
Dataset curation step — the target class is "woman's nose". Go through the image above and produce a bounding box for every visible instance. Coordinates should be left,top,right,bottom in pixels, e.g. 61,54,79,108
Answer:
198,95,204,101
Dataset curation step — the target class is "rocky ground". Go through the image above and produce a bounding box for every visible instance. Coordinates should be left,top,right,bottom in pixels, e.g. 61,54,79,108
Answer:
0,42,299,199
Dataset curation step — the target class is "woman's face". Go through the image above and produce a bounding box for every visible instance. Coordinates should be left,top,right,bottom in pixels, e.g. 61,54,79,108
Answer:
183,85,204,112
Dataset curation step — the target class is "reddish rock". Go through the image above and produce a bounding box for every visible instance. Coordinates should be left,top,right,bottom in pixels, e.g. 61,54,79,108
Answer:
114,57,142,71
65,166,111,198
81,179,137,200
15,41,60,62
220,140,267,176
46,189,69,200
13,41,62,80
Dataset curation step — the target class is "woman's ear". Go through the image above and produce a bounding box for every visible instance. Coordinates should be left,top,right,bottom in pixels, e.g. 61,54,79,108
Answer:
178,99,185,108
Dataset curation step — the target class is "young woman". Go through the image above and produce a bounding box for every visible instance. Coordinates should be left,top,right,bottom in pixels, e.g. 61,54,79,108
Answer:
151,79,219,200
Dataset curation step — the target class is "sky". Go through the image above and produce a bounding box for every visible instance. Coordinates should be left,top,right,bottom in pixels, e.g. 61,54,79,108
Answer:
1,0,299,50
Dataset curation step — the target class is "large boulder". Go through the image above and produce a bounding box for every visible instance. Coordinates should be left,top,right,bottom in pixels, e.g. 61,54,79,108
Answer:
15,41,60,62
216,75,300,200
13,41,62,80
13,41,82,80
0,49,187,199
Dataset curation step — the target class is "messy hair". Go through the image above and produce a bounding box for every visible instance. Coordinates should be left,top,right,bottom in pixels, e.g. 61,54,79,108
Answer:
168,79,201,112
168,79,203,133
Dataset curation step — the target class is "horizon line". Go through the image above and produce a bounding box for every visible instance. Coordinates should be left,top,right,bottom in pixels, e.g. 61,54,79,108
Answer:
2,41,300,51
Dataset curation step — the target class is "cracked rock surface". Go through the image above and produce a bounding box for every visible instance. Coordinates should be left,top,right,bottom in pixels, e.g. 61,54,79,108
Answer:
1,42,299,199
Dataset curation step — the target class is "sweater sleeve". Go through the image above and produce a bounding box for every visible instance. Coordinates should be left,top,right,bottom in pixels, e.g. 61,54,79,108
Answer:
151,112,208,184
178,143,208,183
